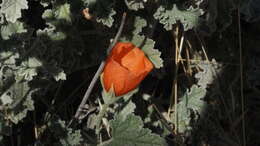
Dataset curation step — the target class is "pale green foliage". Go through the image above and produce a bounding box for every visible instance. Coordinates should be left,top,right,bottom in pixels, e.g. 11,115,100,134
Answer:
154,4,203,31
42,9,54,19
132,16,147,34
53,70,66,81
38,3,72,40
195,59,222,88
40,0,51,7
83,0,116,27
1,21,27,40
37,24,67,41
17,57,42,81
48,119,83,146
171,85,207,133
0,51,35,124
0,0,28,23
125,0,145,11
96,9,116,27
140,37,163,69
42,3,71,22
101,87,117,105
1,82,35,124
54,3,72,23
0,51,19,66
9,87,34,124
103,114,166,146
117,100,136,121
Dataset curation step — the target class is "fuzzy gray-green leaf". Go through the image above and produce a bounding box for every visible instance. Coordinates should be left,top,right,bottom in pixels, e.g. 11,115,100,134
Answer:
125,0,144,11
154,4,203,31
1,21,27,40
171,85,207,133
103,114,166,146
0,0,28,23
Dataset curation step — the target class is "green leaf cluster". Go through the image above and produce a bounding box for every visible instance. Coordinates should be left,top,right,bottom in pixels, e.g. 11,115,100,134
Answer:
0,51,36,124
0,0,28,23
47,118,83,146
154,4,203,31
171,85,207,133
83,0,116,27
103,114,166,146
125,0,145,11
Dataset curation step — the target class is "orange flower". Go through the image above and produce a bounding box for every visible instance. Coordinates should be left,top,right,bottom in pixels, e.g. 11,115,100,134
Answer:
102,42,153,96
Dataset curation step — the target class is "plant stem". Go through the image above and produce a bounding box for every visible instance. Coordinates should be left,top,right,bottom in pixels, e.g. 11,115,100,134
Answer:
237,7,246,146
67,12,127,127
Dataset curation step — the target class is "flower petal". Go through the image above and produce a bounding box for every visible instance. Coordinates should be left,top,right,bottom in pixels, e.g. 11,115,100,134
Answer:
121,47,146,75
110,42,135,63
103,58,129,95
103,42,154,96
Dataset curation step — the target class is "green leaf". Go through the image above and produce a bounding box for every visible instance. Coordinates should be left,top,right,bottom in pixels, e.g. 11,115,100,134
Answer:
118,100,136,121
171,85,207,133
54,3,72,23
125,0,145,11
96,9,116,27
83,0,116,27
132,16,147,35
37,23,67,41
1,21,27,40
154,4,203,31
5,82,35,124
42,3,72,23
0,51,36,124
17,57,42,81
39,3,72,40
0,92,13,105
141,37,163,69
0,51,19,66
103,114,166,146
48,118,83,146
194,59,222,88
42,9,54,19
40,0,51,7
0,0,28,23
53,70,66,81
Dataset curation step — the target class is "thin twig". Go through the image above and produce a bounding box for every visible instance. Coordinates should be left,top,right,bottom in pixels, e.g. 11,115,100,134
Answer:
67,13,127,127
238,7,246,146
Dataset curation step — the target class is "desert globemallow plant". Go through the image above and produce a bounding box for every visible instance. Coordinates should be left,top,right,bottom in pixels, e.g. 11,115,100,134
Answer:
102,42,154,96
